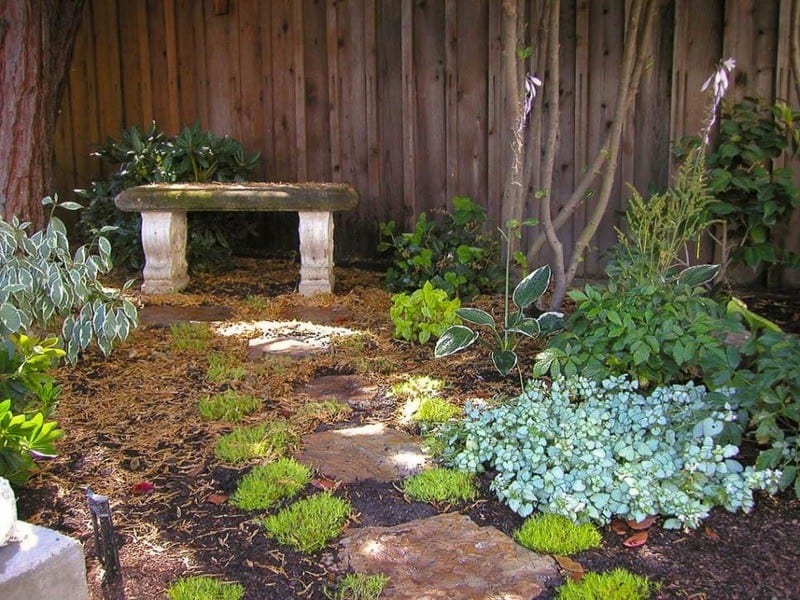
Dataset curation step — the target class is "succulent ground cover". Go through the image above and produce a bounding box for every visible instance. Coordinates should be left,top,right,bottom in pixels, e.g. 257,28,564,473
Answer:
15,257,800,599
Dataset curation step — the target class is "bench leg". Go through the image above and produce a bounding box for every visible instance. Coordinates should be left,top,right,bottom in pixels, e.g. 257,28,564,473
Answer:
298,211,335,295
140,211,190,294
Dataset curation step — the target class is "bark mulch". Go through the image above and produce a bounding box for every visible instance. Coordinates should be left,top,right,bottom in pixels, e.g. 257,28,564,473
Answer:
15,257,800,599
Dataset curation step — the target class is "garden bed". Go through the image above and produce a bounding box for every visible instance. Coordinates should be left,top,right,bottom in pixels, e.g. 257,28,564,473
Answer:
16,257,800,599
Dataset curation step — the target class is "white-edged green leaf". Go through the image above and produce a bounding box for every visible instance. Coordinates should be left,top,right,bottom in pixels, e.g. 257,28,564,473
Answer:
456,307,496,328
676,264,719,287
491,349,517,376
434,326,479,357
537,311,565,334
509,318,540,338
513,265,551,309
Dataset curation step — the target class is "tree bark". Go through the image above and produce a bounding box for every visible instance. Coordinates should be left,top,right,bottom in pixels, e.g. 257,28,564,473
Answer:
791,0,800,104
0,0,85,229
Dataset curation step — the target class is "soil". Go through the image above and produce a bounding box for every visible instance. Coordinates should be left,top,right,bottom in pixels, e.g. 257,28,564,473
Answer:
15,257,800,600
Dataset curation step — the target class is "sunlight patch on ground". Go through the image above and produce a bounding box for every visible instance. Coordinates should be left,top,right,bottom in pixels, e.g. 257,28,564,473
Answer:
214,319,359,341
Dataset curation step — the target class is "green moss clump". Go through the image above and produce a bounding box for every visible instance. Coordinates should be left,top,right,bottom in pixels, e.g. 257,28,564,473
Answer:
413,397,461,424
168,576,244,600
556,568,652,600
259,492,351,553
514,513,602,555
198,390,262,422
214,420,299,464
230,458,311,511
402,467,478,504
333,572,390,600
170,322,213,352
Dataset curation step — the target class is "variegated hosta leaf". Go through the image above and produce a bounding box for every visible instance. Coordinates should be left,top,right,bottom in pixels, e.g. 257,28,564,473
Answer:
513,265,551,309
492,350,518,376
434,325,479,358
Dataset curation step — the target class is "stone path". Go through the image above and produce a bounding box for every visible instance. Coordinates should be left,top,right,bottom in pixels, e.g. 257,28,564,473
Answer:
159,303,560,598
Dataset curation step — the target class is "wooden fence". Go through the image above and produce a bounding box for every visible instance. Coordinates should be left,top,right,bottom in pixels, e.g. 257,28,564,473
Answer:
55,0,800,281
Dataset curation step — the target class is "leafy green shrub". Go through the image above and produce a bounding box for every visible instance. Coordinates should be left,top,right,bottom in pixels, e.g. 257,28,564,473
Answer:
230,457,311,511
213,421,298,464
259,492,351,553
436,264,562,377
700,328,800,498
0,398,63,484
402,467,477,504
0,198,138,362
390,282,461,344
441,375,780,529
77,122,260,271
556,568,652,600
198,390,262,422
514,513,601,555
168,576,244,600
0,334,64,415
379,196,502,297
534,270,742,389
701,98,800,276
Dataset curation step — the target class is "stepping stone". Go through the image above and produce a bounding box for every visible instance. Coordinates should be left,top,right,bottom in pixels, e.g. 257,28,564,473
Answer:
297,375,379,407
296,423,430,483
336,512,559,599
138,304,232,327
247,336,328,360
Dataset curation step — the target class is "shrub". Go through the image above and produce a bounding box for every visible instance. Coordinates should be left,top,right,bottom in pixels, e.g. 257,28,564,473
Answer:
230,458,311,511
259,492,351,553
77,122,260,271
402,467,477,504
441,376,780,529
168,576,244,600
390,282,461,344
514,513,601,555
556,568,652,600
701,98,800,278
198,390,262,422
379,196,502,297
534,271,742,389
0,399,63,484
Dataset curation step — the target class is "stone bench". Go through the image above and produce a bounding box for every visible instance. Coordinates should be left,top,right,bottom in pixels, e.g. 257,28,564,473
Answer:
115,182,359,296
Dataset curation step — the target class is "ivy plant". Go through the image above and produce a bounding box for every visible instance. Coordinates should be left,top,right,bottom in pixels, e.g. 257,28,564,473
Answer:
390,281,462,344
440,376,780,529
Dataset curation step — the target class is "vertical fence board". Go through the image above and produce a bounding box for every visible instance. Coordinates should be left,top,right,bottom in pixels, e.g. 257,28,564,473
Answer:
91,0,122,155
237,0,267,179
302,0,331,182
377,0,404,228
174,0,200,129
486,0,503,227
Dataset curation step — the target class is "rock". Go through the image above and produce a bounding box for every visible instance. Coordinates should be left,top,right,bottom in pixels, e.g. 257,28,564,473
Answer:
336,512,559,599
296,423,430,483
138,304,232,327
0,477,22,546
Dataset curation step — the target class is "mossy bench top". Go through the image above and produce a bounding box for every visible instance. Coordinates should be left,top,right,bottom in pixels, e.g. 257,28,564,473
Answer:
115,182,359,212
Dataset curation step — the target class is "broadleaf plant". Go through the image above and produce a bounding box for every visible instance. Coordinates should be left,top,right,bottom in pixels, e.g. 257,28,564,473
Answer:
435,219,563,381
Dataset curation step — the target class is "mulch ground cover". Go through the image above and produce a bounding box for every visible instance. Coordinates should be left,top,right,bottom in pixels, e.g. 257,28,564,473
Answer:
15,257,800,599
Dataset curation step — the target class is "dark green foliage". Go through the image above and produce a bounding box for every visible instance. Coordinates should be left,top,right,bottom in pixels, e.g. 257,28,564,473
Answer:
379,196,502,298
678,98,800,274
535,275,743,389
77,122,261,272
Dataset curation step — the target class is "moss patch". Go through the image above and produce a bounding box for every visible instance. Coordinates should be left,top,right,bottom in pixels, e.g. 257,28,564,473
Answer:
556,568,652,600
514,513,602,555
402,467,477,504
214,420,299,464
230,458,311,511
259,492,351,553
168,576,244,600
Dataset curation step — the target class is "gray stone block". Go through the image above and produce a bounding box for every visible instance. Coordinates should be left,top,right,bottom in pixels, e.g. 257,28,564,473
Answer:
0,521,89,600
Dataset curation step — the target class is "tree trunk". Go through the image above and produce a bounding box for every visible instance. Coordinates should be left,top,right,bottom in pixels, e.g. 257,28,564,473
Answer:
0,0,85,229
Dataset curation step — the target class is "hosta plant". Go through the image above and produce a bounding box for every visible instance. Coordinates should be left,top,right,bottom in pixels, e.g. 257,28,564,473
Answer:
440,375,780,529
435,264,562,377
390,281,461,344
0,196,138,362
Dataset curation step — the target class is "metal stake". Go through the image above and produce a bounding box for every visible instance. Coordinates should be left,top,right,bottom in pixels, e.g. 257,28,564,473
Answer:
86,487,122,580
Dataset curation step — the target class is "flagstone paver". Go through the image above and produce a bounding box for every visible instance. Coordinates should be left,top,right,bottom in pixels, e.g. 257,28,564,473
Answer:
297,375,379,407
138,304,232,326
335,512,559,599
296,424,430,483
